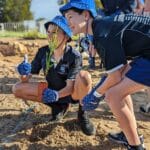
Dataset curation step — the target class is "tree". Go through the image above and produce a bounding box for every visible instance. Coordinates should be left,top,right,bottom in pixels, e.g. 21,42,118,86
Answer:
0,0,5,22
0,0,33,23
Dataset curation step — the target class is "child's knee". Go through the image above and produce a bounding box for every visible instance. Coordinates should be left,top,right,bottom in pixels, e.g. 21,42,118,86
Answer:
105,88,124,104
72,71,92,100
78,70,92,87
105,89,114,104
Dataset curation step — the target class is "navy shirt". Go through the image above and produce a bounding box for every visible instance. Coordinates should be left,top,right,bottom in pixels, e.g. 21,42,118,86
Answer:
101,0,135,15
92,14,150,72
31,45,82,102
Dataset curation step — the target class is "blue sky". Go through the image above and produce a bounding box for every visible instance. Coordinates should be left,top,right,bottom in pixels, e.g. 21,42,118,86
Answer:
30,0,61,20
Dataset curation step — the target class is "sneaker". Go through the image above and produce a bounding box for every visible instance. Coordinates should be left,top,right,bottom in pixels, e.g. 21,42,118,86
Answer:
50,103,70,122
140,104,150,116
78,105,96,136
108,131,144,147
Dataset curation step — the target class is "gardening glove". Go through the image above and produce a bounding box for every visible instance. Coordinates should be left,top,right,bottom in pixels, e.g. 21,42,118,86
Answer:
82,76,107,111
42,88,59,103
17,54,31,75
82,91,104,111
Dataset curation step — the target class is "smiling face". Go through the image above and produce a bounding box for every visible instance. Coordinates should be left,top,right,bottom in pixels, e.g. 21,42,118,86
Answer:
65,9,88,35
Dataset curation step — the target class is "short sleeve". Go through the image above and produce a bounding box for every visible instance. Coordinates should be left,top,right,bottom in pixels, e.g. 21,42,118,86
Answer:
67,55,82,80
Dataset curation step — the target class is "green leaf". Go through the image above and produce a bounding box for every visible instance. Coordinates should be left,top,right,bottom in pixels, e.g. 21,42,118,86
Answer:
45,27,59,75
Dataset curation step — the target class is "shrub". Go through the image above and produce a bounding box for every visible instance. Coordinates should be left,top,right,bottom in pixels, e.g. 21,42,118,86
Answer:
23,30,46,39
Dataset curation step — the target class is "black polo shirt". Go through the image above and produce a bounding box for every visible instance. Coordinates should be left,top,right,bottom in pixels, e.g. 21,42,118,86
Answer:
101,0,135,15
31,45,82,102
92,14,150,73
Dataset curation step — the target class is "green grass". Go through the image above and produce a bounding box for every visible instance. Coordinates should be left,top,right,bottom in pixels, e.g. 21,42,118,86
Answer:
23,30,46,39
0,31,24,38
0,30,80,41
0,30,46,39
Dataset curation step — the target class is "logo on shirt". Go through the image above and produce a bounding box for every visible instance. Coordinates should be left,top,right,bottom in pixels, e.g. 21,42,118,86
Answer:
114,14,150,25
58,64,69,74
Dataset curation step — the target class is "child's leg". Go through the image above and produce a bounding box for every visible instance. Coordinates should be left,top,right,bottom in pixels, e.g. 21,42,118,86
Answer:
116,95,137,130
122,65,136,127
124,95,134,115
105,77,145,145
96,65,127,94
72,70,96,136
12,82,48,102
71,70,92,100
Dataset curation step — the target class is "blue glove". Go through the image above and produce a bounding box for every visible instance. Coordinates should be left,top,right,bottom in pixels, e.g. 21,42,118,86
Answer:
82,92,104,111
82,75,107,111
42,88,59,103
17,54,31,75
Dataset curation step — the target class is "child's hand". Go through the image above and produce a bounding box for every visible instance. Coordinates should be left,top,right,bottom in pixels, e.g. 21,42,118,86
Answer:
42,88,59,103
20,74,32,83
81,90,104,111
81,76,107,111
17,54,31,76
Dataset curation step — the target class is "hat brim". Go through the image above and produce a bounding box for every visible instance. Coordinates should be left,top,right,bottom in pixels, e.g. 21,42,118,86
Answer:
44,21,72,39
60,2,88,13
60,2,97,17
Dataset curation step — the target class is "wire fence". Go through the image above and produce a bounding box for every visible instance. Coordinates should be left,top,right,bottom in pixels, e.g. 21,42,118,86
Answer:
0,20,47,34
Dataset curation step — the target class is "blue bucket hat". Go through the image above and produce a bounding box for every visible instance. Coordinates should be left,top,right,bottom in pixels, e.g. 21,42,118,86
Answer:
59,0,97,18
44,15,72,38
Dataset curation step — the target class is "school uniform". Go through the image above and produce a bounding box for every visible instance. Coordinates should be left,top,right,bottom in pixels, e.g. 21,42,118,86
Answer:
92,14,150,86
98,0,136,16
31,45,82,104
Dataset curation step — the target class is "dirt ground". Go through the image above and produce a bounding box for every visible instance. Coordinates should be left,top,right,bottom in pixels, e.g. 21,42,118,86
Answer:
0,38,150,150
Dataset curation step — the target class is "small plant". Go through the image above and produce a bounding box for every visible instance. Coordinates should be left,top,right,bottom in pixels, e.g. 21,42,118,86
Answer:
45,27,58,75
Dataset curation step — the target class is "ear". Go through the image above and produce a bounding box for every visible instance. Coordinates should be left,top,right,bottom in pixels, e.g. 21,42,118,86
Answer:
64,34,70,43
83,10,91,21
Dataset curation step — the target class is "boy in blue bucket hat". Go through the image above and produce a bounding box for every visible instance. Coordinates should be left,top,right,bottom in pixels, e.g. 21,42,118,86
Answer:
60,0,97,18
60,0,150,149
13,15,96,136
60,0,98,69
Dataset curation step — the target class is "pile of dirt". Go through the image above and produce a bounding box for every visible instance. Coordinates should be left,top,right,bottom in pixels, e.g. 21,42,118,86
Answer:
0,38,47,57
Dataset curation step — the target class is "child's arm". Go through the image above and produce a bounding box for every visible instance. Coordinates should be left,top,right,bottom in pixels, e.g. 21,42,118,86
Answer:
17,54,32,82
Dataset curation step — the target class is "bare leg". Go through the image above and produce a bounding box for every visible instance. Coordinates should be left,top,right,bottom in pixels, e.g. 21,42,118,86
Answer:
12,82,45,103
115,95,137,131
105,77,145,145
96,65,128,94
71,70,92,100
120,65,137,128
